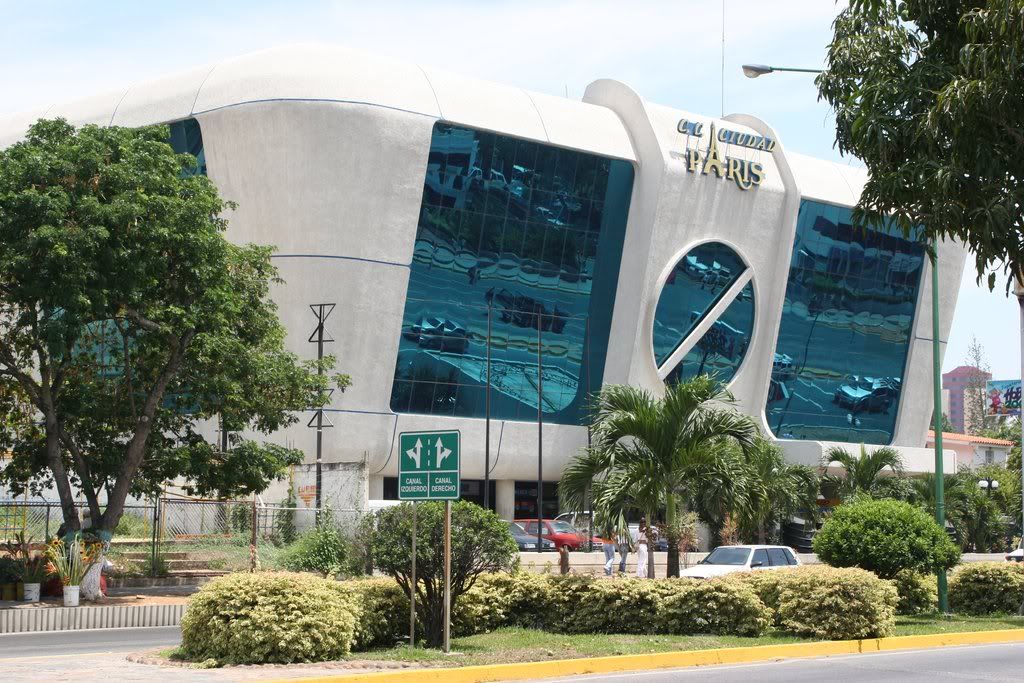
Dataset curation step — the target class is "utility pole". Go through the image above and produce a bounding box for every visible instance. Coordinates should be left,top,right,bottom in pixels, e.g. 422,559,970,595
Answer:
308,303,336,517
930,251,948,613
536,309,544,552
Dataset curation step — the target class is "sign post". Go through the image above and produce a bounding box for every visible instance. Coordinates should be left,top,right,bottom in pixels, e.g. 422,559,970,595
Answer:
398,430,460,652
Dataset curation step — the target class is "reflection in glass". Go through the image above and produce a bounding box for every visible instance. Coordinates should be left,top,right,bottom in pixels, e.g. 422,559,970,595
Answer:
766,199,924,444
652,242,748,366
663,282,754,385
390,123,634,425
168,118,206,176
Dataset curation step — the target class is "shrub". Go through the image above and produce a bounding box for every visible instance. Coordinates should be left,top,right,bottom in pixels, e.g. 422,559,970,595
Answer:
949,562,1024,615
813,498,960,578
892,570,937,615
658,580,771,636
180,572,360,664
722,568,799,626
774,566,898,639
279,523,348,577
346,578,411,650
467,571,553,631
372,501,518,647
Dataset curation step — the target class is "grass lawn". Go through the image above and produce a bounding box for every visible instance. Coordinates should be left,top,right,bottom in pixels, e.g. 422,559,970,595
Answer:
352,614,1024,667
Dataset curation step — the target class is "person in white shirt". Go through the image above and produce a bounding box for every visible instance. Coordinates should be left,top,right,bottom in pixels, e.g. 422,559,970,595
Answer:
636,517,649,578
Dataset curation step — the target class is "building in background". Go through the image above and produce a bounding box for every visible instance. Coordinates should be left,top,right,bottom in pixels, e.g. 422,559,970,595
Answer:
0,45,968,517
943,365,992,433
927,430,1013,469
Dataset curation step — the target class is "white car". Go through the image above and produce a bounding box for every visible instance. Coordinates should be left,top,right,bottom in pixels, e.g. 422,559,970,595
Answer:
679,545,801,579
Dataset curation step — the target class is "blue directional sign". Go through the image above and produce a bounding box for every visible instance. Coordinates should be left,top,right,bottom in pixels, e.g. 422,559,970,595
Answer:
398,430,460,500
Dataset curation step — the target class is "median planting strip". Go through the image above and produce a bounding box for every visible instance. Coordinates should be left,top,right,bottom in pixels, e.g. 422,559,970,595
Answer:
269,628,1024,683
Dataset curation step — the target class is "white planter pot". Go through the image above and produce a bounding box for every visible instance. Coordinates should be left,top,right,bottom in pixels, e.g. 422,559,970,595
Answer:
63,585,80,607
22,582,41,602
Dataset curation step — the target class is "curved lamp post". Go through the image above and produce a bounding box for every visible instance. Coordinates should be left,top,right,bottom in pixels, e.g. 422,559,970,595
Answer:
740,62,950,612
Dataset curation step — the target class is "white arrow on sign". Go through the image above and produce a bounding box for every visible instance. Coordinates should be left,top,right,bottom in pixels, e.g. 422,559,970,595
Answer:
405,438,423,468
435,437,453,469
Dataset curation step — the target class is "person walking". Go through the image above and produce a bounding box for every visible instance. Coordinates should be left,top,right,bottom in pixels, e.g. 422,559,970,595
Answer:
636,517,650,579
616,528,630,575
601,528,616,576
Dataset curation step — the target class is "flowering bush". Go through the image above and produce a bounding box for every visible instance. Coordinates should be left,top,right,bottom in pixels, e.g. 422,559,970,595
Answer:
949,562,1024,615
180,572,360,664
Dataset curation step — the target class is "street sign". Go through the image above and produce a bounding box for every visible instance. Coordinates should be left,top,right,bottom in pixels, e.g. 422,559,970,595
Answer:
398,430,461,500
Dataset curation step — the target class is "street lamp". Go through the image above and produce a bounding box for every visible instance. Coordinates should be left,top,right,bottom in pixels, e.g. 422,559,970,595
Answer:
978,478,1000,494
741,62,949,612
1015,273,1024,553
741,64,823,79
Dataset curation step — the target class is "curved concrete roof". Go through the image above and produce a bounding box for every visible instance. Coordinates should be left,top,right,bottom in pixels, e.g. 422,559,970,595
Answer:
0,44,637,161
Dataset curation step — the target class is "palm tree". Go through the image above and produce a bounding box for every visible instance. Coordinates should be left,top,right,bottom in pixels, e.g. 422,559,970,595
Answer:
560,376,758,578
739,438,820,544
823,444,905,499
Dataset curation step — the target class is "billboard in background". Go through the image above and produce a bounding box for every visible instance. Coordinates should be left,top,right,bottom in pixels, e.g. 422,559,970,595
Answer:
986,379,1021,416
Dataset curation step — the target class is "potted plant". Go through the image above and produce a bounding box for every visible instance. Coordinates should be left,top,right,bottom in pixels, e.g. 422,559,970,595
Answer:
47,537,95,606
0,557,20,600
20,555,48,602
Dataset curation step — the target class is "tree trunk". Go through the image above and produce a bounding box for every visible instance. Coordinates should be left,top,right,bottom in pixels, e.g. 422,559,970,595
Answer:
80,551,104,601
666,491,679,578
758,521,767,545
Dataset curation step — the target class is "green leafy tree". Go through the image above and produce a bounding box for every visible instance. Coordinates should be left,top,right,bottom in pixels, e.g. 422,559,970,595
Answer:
738,438,819,544
823,444,905,500
818,0,1024,284
0,119,342,597
371,501,517,648
814,497,960,579
559,377,758,578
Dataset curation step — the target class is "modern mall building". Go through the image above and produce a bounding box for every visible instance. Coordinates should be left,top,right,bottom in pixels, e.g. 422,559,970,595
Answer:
0,45,966,518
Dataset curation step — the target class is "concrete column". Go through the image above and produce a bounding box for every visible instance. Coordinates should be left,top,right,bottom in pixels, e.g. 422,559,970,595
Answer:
496,479,516,520
368,475,384,500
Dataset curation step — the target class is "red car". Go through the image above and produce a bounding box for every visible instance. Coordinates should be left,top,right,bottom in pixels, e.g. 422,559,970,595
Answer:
514,518,607,550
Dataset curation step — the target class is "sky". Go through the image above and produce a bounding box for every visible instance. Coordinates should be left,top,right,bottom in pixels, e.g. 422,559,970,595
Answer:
0,0,1018,378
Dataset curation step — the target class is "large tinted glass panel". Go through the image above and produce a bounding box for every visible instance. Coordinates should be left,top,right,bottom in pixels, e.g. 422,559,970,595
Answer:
766,199,925,444
652,242,747,365
168,118,206,176
663,281,754,385
390,123,634,425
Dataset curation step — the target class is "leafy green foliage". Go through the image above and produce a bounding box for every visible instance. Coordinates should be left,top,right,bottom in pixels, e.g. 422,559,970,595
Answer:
0,118,340,534
892,570,938,615
774,566,898,639
279,521,348,577
346,578,413,651
949,562,1024,615
823,444,905,500
657,580,770,637
180,572,360,664
737,438,819,544
371,501,518,647
818,1,1024,284
814,498,960,578
560,377,758,577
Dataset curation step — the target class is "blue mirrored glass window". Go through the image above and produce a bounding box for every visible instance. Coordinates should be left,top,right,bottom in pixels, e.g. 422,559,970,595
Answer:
390,123,634,425
652,242,753,386
652,242,748,366
168,118,206,176
766,199,925,444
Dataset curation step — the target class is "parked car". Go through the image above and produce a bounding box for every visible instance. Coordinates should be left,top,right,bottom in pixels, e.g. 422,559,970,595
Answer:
833,376,901,414
514,518,606,551
402,316,470,353
554,511,669,551
506,521,555,551
678,545,801,579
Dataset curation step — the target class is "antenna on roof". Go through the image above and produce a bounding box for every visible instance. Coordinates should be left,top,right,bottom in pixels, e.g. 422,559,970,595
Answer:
721,0,726,118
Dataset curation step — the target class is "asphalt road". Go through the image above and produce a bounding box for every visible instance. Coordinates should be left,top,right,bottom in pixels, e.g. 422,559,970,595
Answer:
0,625,181,658
532,642,1024,682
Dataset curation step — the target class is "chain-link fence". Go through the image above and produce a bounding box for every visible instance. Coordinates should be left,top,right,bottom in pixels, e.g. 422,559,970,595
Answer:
1,497,365,578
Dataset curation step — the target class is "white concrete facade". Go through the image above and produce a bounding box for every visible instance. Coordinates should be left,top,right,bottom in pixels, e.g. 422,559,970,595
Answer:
0,45,967,511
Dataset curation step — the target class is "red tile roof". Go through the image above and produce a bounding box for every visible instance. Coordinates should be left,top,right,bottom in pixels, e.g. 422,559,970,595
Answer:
927,430,1014,446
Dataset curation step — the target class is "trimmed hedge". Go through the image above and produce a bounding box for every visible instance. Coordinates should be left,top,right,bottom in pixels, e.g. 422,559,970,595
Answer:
774,566,897,639
949,562,1024,615
726,566,897,639
181,572,360,664
658,580,770,636
347,578,412,650
892,570,937,615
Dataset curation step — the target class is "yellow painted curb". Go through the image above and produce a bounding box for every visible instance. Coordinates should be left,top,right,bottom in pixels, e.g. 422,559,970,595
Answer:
273,628,1024,683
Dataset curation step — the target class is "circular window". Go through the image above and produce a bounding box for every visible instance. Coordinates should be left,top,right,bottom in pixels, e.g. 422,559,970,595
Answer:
652,242,755,385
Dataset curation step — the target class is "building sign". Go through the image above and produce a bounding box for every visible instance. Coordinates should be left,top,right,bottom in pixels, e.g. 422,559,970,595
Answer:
398,430,461,500
677,120,769,191
986,379,1021,416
